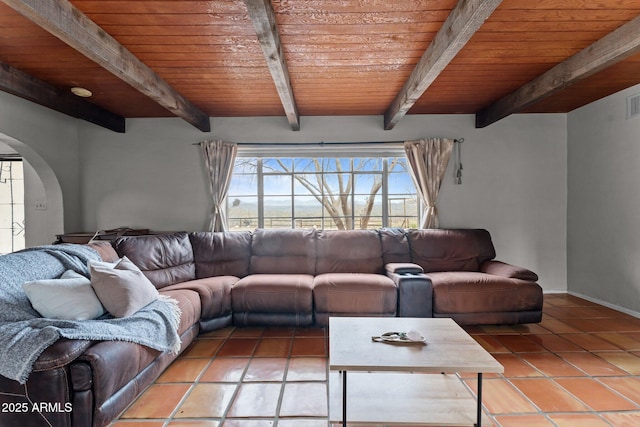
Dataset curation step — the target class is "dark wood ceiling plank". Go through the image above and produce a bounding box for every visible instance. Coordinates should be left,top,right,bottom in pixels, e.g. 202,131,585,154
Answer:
0,61,125,132
384,0,503,130
1,0,210,132
244,0,300,131
476,13,640,128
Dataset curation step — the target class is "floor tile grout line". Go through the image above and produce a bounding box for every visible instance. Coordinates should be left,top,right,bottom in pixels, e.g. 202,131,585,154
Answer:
269,327,296,426
164,332,226,423
218,327,258,424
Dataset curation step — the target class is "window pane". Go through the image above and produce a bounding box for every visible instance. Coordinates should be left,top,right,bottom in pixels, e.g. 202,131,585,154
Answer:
388,196,416,215
322,157,352,172
389,216,418,229
263,158,292,172
227,196,258,230
294,195,322,217
263,196,291,229
233,158,258,174
263,175,291,196
359,216,383,229
354,173,381,195
228,174,257,197
294,158,317,172
356,193,381,230
388,172,415,195
0,205,12,228
387,157,407,173
324,194,351,230
323,173,351,192
293,174,321,195
354,158,382,171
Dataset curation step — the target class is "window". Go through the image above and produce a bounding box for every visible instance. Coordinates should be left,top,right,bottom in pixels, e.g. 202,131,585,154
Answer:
227,155,418,230
0,157,25,254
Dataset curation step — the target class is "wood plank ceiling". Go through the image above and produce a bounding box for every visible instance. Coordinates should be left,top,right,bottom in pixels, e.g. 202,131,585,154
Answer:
0,0,639,133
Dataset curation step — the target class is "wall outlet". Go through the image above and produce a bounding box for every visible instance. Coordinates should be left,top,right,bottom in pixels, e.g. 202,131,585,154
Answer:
35,201,47,210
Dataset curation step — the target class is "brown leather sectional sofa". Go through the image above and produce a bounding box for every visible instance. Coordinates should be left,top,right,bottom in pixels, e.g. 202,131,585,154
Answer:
0,228,542,427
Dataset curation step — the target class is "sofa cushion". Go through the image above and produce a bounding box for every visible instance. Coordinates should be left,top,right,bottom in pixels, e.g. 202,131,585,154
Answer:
161,276,235,322
407,229,496,272
113,232,195,289
189,231,252,278
480,260,539,281
23,270,105,320
89,257,159,318
379,228,411,264
250,228,317,274
313,273,397,324
232,274,314,313
428,271,543,314
159,289,202,335
86,241,120,263
316,230,383,274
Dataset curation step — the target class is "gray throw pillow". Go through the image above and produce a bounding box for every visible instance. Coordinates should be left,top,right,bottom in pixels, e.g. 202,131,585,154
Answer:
89,256,159,318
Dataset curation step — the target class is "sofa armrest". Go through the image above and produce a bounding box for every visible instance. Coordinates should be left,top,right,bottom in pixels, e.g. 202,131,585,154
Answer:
480,260,539,281
385,262,424,275
32,338,94,371
386,270,433,318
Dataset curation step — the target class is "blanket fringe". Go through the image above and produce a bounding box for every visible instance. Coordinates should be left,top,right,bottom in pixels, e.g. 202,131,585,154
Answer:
158,294,183,353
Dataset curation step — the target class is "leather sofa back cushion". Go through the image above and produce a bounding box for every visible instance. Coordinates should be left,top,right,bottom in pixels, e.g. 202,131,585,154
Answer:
316,230,383,274
250,228,317,274
113,232,196,289
407,228,496,272
189,231,252,278
86,241,120,262
379,228,411,264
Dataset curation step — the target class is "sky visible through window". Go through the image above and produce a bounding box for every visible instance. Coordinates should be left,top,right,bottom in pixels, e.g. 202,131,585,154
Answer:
227,157,418,230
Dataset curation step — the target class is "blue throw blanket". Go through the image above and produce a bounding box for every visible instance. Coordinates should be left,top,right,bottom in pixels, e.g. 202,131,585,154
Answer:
0,244,181,384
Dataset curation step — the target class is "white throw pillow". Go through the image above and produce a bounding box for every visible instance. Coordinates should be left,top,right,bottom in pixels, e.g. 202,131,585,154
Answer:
22,270,106,320
89,256,159,318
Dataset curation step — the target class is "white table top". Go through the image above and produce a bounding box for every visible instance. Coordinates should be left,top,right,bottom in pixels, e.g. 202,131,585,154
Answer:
329,317,503,373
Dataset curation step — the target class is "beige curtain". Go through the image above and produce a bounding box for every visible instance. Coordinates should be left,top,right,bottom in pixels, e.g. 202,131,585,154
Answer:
200,140,237,231
404,138,455,229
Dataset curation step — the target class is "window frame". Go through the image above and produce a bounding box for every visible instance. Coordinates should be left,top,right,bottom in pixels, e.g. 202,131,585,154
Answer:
226,146,419,230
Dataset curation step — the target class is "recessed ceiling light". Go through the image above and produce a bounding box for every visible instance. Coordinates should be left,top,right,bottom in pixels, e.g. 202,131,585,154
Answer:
70,87,92,98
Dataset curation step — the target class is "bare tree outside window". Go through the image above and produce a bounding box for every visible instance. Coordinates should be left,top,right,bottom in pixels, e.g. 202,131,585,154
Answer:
227,156,417,230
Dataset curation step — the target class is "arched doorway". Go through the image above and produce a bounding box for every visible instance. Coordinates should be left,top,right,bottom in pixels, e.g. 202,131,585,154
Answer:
0,133,64,249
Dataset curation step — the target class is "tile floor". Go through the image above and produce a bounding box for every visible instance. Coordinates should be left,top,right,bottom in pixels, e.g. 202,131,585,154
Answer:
110,294,640,426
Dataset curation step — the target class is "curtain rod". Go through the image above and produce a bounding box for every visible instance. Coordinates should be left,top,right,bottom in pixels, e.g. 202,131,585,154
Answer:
192,138,463,146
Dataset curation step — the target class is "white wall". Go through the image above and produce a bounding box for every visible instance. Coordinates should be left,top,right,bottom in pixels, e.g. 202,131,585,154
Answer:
568,84,640,314
79,113,567,292
23,161,49,246
0,91,83,242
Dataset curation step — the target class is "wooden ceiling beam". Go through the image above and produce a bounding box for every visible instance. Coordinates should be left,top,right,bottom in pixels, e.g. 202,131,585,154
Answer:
244,0,300,131
476,13,640,128
1,0,210,132
384,0,502,130
0,61,125,132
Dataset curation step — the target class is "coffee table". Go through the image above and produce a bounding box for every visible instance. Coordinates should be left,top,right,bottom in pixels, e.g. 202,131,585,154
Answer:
328,317,503,426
